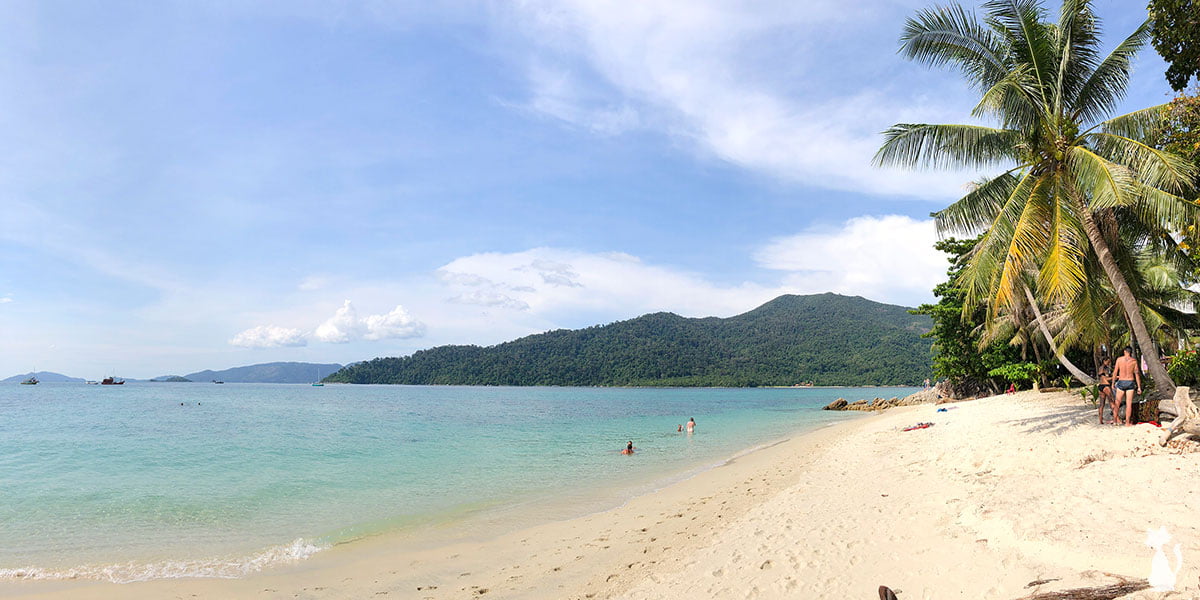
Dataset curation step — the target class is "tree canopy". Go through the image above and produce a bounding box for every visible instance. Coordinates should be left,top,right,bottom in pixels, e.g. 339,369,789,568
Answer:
876,0,1199,398
1148,0,1200,91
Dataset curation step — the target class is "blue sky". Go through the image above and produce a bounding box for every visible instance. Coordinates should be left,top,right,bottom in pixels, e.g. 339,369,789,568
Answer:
0,0,1179,378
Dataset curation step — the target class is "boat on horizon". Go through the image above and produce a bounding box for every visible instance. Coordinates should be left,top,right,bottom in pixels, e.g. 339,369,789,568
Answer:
312,367,324,386
20,376,38,385
100,377,125,385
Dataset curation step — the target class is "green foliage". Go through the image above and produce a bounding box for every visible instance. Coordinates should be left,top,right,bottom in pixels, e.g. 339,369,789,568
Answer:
1149,0,1200,91
880,0,1198,395
1157,90,1200,281
1168,347,1200,386
911,237,1021,393
326,294,934,387
1078,384,1099,405
987,362,1040,388
1158,89,1200,168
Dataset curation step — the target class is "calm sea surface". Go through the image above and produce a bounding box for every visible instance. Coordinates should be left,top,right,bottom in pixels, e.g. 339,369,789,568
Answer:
0,383,915,581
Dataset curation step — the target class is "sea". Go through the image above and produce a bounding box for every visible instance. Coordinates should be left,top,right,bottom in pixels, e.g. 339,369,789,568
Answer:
0,383,916,582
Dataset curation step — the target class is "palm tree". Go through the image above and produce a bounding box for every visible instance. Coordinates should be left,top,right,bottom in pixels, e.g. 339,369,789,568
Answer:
875,0,1198,398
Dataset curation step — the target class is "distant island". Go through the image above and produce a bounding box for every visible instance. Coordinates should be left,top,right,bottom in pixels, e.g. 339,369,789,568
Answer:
5,362,344,385
182,362,344,384
326,293,933,387
1,371,85,383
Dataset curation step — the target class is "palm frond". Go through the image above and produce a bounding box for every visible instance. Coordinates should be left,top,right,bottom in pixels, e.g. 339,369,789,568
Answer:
1073,20,1152,124
993,176,1053,310
1130,184,1200,236
1054,0,1102,118
1066,146,1137,209
983,0,1055,108
874,123,1023,170
900,3,1008,90
1086,132,1198,194
971,63,1043,128
1096,103,1171,140
935,167,1029,235
1037,176,1089,303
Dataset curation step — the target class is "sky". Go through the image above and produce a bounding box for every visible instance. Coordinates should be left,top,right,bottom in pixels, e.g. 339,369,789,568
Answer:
0,0,1180,378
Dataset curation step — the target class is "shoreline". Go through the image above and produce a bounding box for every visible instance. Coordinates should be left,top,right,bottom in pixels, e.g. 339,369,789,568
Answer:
7,390,1198,598
0,410,869,599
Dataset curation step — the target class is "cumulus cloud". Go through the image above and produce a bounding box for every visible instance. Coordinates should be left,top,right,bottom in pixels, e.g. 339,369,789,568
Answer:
505,0,978,199
313,300,425,343
438,248,779,319
436,216,941,321
754,215,944,306
229,325,308,348
0,296,12,304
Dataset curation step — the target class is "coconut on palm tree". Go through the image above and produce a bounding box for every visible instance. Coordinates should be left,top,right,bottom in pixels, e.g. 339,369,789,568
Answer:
875,0,1199,398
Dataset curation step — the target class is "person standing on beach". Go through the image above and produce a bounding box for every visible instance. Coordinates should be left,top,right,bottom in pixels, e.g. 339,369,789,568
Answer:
1113,347,1142,426
1097,358,1113,424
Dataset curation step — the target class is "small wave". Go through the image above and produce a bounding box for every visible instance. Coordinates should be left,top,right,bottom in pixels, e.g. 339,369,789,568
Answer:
0,538,326,583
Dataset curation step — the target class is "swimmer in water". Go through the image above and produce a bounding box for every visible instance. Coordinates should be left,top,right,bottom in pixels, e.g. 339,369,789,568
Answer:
686,417,695,433
622,441,635,454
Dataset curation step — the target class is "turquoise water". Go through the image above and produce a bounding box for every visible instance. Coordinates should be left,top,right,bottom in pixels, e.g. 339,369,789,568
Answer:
0,383,913,582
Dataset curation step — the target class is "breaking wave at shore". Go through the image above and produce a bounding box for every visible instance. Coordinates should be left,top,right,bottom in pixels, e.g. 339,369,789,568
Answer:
0,538,326,583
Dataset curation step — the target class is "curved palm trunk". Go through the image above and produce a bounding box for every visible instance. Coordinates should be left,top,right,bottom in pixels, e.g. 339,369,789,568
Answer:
1078,208,1176,399
1023,286,1095,385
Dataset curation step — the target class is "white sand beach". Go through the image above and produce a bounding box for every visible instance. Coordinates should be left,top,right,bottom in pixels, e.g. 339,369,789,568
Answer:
6,389,1197,599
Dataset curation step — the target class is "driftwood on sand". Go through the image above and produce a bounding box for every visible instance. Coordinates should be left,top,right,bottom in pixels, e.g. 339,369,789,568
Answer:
1160,386,1200,447
1016,580,1149,599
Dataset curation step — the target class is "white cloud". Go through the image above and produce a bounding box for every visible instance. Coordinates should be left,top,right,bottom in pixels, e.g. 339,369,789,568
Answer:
229,325,308,348
519,64,642,135
754,215,944,306
313,300,425,343
298,275,331,291
448,289,531,310
361,304,427,340
0,296,12,304
436,216,941,324
505,0,978,199
438,248,778,319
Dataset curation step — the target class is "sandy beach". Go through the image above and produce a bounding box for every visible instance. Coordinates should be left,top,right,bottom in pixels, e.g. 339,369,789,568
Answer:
6,389,1198,599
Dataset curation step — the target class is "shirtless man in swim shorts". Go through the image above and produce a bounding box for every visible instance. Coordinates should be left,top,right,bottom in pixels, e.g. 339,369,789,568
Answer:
1112,347,1142,426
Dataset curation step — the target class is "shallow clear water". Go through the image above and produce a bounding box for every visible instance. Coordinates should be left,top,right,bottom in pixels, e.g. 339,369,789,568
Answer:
0,383,914,581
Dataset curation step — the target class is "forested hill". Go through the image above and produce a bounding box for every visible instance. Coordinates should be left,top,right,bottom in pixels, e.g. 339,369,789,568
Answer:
184,362,343,384
327,293,933,387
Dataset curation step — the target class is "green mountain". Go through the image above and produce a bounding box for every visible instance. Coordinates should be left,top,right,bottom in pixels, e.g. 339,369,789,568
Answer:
150,375,193,382
2,371,85,383
327,293,933,387
184,362,343,384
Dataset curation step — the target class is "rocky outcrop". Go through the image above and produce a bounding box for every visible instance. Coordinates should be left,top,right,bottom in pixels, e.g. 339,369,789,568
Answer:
824,398,848,410
823,385,956,412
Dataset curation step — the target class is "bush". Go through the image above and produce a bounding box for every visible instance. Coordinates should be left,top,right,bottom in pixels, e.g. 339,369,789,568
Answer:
1168,349,1200,386
987,362,1040,389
